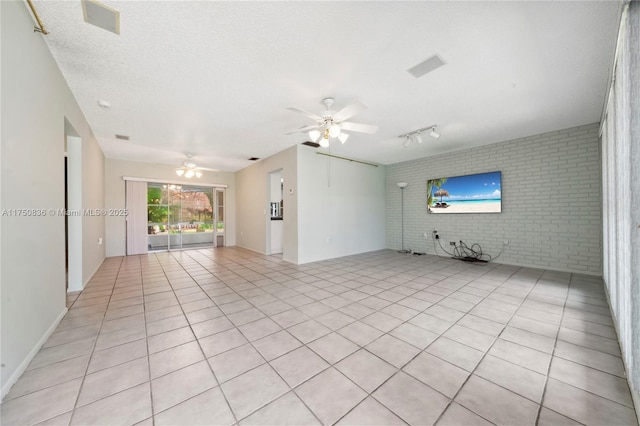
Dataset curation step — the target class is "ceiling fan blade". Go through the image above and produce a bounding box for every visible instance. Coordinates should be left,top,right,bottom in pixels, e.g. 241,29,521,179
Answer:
197,167,219,172
333,101,367,122
340,121,379,134
284,124,322,135
286,107,324,122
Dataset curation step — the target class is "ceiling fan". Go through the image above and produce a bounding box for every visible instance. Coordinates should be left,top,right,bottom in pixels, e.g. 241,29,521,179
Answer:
175,154,217,178
285,97,378,147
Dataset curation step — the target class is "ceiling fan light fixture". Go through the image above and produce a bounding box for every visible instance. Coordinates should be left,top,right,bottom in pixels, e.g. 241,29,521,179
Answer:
329,123,341,138
195,171,203,178
319,138,330,148
338,133,349,144
185,169,195,178
309,129,321,142
176,169,185,176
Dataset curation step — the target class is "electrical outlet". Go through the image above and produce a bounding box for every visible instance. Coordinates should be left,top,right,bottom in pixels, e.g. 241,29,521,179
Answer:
503,239,510,245
450,241,456,246
432,229,438,234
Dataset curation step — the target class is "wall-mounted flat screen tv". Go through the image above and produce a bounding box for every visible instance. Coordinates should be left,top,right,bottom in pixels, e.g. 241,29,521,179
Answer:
427,171,502,214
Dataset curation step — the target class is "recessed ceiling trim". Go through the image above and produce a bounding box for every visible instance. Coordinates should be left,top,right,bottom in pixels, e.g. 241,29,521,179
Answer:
407,54,446,79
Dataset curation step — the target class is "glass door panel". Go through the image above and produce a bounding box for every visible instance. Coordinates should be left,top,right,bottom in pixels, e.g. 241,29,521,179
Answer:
147,183,217,251
215,189,225,247
181,186,214,249
168,184,183,250
147,183,169,251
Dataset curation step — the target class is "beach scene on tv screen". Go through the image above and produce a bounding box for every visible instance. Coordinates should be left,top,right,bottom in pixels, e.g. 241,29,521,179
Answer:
427,171,502,214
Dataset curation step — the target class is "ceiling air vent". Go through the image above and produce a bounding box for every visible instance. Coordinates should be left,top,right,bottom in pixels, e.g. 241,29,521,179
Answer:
82,0,120,35
407,54,446,79
115,134,130,141
301,141,320,148
248,157,260,161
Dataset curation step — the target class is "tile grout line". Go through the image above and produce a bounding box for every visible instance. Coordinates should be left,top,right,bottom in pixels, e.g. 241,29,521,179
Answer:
67,256,124,426
139,254,156,426
178,248,326,426
140,251,237,424
533,272,573,425
532,274,636,423
6,249,629,426
429,267,550,426
331,263,522,425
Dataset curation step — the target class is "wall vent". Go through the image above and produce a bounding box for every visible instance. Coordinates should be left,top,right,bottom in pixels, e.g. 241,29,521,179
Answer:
301,141,320,148
248,157,260,161
115,134,130,140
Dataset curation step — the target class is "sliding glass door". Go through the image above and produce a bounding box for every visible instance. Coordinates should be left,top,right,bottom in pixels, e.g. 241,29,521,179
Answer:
147,183,170,251
147,183,222,251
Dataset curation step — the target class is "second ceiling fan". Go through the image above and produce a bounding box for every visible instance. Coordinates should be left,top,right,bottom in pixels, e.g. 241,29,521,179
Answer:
285,97,378,147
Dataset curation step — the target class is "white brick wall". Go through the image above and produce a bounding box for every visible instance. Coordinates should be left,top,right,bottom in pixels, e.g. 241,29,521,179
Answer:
386,123,602,275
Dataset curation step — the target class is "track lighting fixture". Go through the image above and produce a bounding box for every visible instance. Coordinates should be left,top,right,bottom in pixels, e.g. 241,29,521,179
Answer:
399,125,440,147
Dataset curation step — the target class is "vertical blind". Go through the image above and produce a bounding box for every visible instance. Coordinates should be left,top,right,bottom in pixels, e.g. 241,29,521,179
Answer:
600,2,639,393
126,180,148,255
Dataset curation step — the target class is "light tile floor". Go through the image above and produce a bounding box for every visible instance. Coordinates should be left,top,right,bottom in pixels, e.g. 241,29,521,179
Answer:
1,248,638,426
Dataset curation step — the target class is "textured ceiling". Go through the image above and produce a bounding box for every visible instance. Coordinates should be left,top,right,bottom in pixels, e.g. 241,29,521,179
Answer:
34,1,620,172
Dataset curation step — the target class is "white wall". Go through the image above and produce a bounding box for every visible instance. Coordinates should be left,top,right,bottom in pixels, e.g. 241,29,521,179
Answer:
386,123,602,275
236,146,298,263
104,159,236,257
82,130,106,284
1,0,105,396
297,147,387,264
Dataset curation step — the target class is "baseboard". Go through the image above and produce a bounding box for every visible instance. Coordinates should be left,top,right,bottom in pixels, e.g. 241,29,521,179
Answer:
82,257,105,289
1,306,68,400
235,244,266,256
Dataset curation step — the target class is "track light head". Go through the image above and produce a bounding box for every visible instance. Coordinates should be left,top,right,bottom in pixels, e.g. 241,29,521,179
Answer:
414,132,423,144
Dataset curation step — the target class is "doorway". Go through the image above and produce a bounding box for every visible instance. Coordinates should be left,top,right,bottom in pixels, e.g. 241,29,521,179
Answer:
64,156,68,291
268,170,283,255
